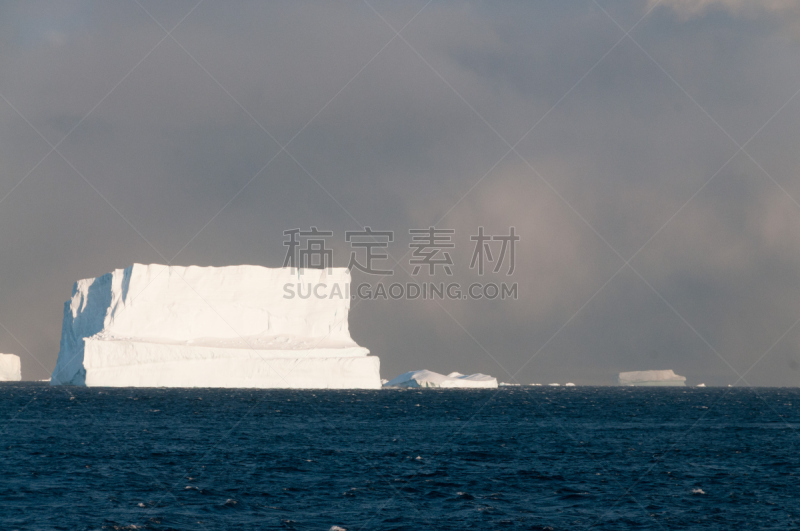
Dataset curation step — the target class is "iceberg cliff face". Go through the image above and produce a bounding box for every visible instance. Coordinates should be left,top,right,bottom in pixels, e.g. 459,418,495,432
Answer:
0,354,21,381
383,370,497,388
618,370,686,387
51,264,379,388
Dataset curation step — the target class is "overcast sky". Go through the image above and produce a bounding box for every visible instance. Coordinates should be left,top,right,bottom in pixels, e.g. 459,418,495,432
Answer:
1,0,800,385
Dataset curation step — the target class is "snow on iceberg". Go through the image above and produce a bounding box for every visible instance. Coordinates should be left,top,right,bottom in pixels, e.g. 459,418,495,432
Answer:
383,370,497,388
50,264,380,388
0,354,21,381
618,370,686,387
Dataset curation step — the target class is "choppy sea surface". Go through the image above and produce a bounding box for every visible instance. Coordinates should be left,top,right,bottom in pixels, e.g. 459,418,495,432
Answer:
1,384,799,530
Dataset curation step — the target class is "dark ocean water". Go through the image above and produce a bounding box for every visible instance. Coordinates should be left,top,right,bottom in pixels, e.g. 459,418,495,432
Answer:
1,384,799,530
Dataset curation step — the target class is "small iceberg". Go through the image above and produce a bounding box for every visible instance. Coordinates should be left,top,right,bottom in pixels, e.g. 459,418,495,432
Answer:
565,382,576,387
383,370,498,389
548,383,560,387
618,370,686,387
696,383,706,387
0,354,21,382
499,382,521,387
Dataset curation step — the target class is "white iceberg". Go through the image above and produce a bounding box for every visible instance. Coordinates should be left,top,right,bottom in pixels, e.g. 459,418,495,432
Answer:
618,370,686,387
51,264,380,388
0,354,21,381
383,370,497,389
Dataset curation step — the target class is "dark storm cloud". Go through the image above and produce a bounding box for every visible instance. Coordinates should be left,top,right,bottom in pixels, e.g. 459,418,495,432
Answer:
1,1,799,385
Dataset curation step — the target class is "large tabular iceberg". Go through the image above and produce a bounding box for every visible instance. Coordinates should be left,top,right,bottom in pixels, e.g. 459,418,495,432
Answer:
618,370,686,387
0,354,21,381
51,264,380,388
383,370,497,388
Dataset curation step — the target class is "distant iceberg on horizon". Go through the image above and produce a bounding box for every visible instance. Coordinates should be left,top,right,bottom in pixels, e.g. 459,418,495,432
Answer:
618,370,686,387
50,264,380,389
0,353,21,382
383,370,497,388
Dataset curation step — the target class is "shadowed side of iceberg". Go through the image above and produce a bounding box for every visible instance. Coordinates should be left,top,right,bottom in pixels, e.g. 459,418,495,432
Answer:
51,271,116,385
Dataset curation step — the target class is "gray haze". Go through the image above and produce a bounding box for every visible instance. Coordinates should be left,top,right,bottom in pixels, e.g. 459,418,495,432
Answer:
1,0,800,385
